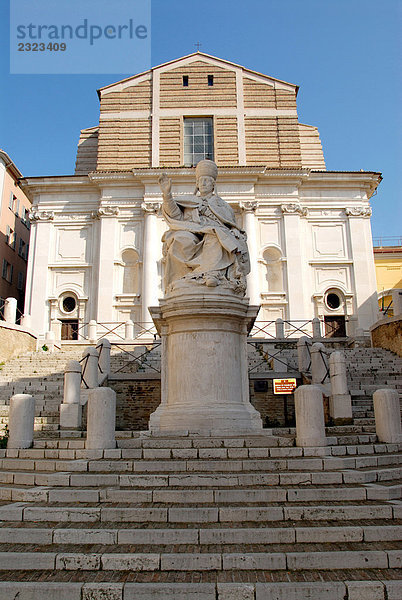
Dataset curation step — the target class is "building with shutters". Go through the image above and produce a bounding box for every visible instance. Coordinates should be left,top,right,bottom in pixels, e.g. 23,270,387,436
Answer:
0,150,32,317
20,52,381,341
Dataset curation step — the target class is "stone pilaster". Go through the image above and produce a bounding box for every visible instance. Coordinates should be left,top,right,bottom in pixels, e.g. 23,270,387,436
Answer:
346,207,379,331
281,203,308,320
240,201,260,305
93,206,119,324
141,201,161,325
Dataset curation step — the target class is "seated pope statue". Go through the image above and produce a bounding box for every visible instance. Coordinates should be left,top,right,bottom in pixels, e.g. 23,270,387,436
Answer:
159,159,250,295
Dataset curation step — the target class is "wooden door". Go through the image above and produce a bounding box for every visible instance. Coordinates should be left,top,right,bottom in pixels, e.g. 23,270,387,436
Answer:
61,320,79,340
324,316,346,338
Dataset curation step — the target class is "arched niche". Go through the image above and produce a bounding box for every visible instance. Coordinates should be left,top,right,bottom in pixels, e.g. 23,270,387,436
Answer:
262,246,284,293
121,249,140,294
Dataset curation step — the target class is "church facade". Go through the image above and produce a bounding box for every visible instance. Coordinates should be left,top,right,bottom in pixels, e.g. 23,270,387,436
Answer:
21,53,381,341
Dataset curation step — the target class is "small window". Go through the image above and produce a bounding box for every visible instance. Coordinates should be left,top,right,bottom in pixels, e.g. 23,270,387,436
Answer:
326,292,341,310
183,117,214,166
18,239,26,258
182,75,189,87
6,226,15,249
208,75,214,86
2,259,8,279
17,272,24,291
62,296,77,313
9,192,14,210
2,260,13,283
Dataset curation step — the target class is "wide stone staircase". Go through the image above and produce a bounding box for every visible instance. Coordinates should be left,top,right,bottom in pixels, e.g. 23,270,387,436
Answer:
0,430,401,598
344,348,402,424
0,342,401,597
0,344,401,435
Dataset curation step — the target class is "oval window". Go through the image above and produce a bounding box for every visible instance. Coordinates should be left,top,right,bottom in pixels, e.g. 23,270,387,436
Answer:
326,292,341,310
62,296,76,313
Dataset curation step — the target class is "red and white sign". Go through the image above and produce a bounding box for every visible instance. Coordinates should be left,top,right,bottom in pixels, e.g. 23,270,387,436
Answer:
273,378,297,394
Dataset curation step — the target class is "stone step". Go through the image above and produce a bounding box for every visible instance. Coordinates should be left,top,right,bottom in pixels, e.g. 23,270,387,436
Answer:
0,522,400,545
0,579,400,600
3,442,400,459
0,454,400,475
2,484,400,504
0,546,401,572
0,465,400,489
0,502,400,522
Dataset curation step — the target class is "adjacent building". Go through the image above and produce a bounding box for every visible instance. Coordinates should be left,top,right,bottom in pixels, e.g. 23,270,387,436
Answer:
373,238,402,317
0,150,31,317
21,52,381,341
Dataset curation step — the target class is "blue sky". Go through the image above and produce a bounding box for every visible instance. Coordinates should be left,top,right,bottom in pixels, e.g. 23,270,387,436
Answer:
0,0,400,240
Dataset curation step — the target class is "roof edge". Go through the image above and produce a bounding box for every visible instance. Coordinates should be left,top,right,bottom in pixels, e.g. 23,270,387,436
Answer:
0,149,23,180
97,51,299,98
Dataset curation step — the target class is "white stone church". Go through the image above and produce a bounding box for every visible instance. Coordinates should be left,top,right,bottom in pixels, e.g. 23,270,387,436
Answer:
21,52,381,341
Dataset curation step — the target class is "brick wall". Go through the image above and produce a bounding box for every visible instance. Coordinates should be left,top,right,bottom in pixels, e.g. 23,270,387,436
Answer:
160,62,237,109
110,378,161,431
109,375,298,430
249,379,297,427
371,317,402,357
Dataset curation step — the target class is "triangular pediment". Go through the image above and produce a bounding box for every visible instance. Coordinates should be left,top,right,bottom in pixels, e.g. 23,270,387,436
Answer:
98,52,298,97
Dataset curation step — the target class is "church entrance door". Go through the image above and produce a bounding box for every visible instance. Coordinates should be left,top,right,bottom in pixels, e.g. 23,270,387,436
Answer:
324,316,346,338
61,319,79,340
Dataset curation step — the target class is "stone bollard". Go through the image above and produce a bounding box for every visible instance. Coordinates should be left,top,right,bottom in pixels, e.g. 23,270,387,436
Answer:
60,361,82,429
125,320,134,340
4,297,17,324
82,347,99,389
392,289,402,316
297,336,312,373
312,317,321,338
97,338,111,382
44,330,56,352
86,387,116,449
311,342,329,385
329,351,352,423
20,314,32,329
346,316,358,337
88,320,98,343
51,319,62,341
295,385,327,447
275,318,285,339
7,394,35,449
373,389,402,443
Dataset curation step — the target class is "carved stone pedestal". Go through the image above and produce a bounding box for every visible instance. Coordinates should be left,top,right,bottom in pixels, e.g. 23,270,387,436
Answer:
148,290,262,433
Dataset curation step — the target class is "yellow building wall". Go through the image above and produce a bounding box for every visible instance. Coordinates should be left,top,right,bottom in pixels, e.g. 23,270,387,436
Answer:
374,258,402,292
374,250,402,316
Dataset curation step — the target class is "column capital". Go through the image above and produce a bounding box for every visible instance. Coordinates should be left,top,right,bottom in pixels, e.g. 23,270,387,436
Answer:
142,201,162,214
91,206,119,219
281,203,307,217
345,206,372,218
239,200,257,213
29,208,54,221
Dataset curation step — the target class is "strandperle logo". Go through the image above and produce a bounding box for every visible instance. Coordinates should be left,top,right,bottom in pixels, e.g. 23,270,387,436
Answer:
16,19,148,46
10,0,151,74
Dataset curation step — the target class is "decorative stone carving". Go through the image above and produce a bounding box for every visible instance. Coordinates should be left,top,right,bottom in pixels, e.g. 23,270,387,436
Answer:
158,159,250,296
239,200,257,213
91,206,120,219
141,201,162,214
281,203,308,217
29,209,54,221
345,207,372,217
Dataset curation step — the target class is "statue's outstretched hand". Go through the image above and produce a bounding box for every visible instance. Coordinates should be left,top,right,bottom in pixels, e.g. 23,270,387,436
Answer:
159,173,172,196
